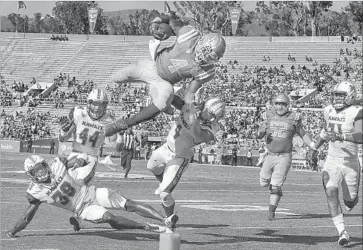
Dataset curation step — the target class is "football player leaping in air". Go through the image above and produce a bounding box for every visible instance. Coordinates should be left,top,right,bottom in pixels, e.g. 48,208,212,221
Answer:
256,92,316,221
58,88,178,231
147,95,225,226
306,81,362,247
6,155,178,238
104,10,226,137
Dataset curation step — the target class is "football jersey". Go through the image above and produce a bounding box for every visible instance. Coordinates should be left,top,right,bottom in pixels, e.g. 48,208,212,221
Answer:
167,103,218,158
320,105,362,158
263,110,302,154
155,25,216,84
72,107,114,156
26,157,90,215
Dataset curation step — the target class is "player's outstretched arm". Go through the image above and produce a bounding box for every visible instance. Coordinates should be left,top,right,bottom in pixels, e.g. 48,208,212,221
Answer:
184,80,202,104
58,108,76,142
6,199,41,237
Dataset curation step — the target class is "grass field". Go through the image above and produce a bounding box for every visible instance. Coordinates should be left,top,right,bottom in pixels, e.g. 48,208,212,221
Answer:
1,152,362,250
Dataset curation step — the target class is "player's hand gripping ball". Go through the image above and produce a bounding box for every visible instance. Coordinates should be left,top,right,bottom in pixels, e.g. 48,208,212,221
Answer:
150,23,173,41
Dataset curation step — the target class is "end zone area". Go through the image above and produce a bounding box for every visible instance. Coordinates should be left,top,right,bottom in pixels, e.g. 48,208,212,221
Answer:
1,152,362,250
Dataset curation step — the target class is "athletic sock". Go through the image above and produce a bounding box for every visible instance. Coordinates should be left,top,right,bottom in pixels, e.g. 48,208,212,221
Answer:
332,213,345,235
269,204,277,212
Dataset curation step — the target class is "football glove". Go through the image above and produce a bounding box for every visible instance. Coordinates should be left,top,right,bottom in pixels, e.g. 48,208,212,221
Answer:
59,116,74,132
329,133,344,142
306,148,318,167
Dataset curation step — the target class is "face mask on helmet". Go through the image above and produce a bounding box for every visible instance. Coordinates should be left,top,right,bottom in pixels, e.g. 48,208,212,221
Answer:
195,33,226,65
26,161,51,183
87,89,109,120
199,98,226,124
87,100,107,120
332,81,356,110
274,101,289,116
273,93,290,116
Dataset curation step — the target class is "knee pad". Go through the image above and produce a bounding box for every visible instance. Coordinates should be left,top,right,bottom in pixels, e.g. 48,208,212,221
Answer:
147,161,165,176
269,185,282,196
260,178,270,187
159,191,175,207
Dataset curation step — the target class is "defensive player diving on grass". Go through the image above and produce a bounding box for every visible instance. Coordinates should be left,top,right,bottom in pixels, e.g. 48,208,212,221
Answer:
6,155,178,238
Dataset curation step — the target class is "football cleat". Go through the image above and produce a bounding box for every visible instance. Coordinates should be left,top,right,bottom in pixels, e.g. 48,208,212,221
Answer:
164,214,179,231
338,230,350,246
145,223,172,233
69,216,82,232
267,211,275,221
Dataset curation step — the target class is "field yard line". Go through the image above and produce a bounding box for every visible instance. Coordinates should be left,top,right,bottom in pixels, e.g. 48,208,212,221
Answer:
1,224,361,237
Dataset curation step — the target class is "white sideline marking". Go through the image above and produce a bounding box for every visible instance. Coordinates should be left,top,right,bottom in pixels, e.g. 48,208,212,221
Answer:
0,224,361,240
182,204,301,215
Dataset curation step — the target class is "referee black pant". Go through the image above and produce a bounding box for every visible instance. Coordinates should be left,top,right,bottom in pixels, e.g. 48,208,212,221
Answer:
121,148,134,177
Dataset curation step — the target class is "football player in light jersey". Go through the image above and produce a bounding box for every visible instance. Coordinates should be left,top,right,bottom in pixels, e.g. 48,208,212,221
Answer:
147,97,225,219
306,81,362,247
257,93,316,221
104,11,226,137
58,88,117,230
6,155,179,238
58,88,115,184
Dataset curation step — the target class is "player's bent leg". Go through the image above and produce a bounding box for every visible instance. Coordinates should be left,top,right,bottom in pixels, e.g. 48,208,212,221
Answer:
124,199,166,222
149,80,174,112
322,170,348,242
342,165,360,211
322,171,342,217
259,156,273,187
111,62,142,83
268,185,282,221
159,158,189,217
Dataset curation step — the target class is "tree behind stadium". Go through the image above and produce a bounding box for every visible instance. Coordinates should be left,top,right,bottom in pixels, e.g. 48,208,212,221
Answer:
172,1,253,35
52,1,108,34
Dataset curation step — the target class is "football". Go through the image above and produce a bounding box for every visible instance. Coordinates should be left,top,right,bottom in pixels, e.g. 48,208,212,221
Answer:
150,23,173,41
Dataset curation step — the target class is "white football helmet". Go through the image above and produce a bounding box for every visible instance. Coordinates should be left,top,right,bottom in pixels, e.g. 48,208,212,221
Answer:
199,97,226,123
274,93,290,116
24,155,50,183
195,33,226,65
87,89,109,120
332,81,356,110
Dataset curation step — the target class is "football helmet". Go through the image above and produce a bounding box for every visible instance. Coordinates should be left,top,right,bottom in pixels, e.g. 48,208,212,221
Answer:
199,97,226,123
274,93,290,116
87,89,109,120
24,155,50,183
195,33,226,65
332,81,356,110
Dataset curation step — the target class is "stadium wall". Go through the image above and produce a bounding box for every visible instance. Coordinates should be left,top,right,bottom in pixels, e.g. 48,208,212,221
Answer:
0,32,350,43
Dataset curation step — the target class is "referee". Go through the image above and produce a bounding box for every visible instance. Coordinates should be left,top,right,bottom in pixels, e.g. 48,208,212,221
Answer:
116,128,138,178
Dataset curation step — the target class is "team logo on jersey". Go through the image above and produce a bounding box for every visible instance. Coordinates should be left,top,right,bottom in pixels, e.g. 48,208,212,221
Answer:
329,116,345,122
81,121,103,130
46,176,64,195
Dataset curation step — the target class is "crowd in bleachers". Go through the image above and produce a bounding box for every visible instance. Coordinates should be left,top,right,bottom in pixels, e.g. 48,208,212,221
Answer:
0,43,361,166
0,108,54,140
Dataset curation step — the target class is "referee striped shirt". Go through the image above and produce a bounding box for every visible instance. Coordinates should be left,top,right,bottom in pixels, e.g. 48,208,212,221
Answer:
123,133,136,150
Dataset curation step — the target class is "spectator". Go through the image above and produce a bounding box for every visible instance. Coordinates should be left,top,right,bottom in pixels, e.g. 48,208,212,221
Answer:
246,149,253,166
231,146,238,166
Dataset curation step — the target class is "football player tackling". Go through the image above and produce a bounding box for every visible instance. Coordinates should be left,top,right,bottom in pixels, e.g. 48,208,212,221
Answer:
104,11,226,137
6,155,178,238
147,97,225,221
306,81,362,247
257,93,315,221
